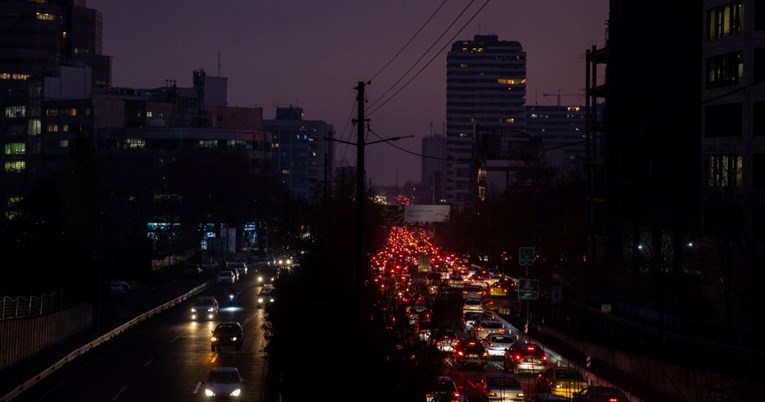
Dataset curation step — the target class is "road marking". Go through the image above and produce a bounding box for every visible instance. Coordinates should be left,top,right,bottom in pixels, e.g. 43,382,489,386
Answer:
143,356,154,367
112,385,127,400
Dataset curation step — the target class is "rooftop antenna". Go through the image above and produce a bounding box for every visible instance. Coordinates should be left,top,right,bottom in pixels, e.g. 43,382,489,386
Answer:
217,50,221,76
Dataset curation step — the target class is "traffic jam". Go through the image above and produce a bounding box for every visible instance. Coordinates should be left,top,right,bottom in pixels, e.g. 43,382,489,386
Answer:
368,225,632,402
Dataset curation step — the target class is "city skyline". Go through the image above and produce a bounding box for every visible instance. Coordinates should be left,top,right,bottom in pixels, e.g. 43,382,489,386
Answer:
89,0,609,187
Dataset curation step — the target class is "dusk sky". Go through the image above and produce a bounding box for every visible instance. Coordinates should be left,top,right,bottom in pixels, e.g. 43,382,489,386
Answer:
88,0,609,187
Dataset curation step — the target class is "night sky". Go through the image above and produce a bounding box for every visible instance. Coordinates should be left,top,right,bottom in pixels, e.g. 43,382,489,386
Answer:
88,0,608,187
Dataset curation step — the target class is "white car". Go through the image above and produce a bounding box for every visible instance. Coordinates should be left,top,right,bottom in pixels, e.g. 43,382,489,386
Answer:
256,286,275,307
190,296,219,320
203,367,244,399
472,319,506,341
485,333,514,357
216,270,236,285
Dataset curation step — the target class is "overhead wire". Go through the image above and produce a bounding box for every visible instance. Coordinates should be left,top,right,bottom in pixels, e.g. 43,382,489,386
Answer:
367,0,482,113
367,0,449,85
368,0,491,117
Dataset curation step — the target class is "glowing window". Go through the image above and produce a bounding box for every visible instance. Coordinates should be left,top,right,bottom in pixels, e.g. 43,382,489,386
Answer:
28,119,41,135
127,138,145,149
5,106,26,118
4,161,25,172
706,154,743,187
35,12,56,21
59,140,69,148
4,143,25,155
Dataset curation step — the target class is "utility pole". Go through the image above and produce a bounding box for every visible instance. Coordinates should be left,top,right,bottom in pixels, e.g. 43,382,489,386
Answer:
354,81,366,302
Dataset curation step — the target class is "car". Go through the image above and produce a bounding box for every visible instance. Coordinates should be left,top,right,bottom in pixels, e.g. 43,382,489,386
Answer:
257,286,275,307
424,375,468,402
406,304,431,325
256,267,277,284
436,329,459,352
203,366,245,399
462,284,486,299
190,296,219,320
535,366,589,398
476,372,524,402
216,270,236,285
462,311,488,332
571,386,629,402
227,260,248,277
462,296,485,314
485,333,515,357
503,342,548,374
472,319,506,340
108,279,131,296
451,337,488,370
211,321,244,352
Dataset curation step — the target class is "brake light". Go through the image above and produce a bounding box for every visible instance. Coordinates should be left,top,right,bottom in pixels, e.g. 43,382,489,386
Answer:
513,354,522,361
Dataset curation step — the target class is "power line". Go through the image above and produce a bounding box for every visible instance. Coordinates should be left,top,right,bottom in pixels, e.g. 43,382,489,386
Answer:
367,0,449,84
368,0,491,117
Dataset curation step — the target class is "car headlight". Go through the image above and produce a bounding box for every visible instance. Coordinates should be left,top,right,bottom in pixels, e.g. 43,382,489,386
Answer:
191,308,197,312
211,336,218,342
258,297,264,303
205,389,215,396
230,389,241,397
207,307,214,312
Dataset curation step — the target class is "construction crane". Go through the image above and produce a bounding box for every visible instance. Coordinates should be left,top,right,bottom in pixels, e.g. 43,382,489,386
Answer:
542,90,582,106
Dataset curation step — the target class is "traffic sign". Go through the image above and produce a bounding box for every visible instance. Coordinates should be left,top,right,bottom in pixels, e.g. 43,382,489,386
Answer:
519,247,534,266
517,278,539,300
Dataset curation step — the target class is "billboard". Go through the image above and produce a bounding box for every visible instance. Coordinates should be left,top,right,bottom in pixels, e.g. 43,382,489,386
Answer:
403,204,451,223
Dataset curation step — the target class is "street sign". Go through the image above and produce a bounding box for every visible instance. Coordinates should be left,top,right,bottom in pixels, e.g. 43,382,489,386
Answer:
519,247,534,266
517,278,539,300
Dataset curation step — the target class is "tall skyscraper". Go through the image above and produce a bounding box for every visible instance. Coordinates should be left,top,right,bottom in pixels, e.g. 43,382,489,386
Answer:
445,35,526,210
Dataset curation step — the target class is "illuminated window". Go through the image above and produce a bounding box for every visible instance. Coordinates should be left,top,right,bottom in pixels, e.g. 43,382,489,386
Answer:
4,143,25,155
62,124,69,132
4,161,25,172
126,138,145,149
708,1,743,40
4,106,26,118
59,140,69,148
46,124,59,133
706,154,743,188
197,140,217,148
67,108,77,116
147,111,153,118
281,169,289,175
28,119,41,135
706,51,743,88
46,109,58,116
35,12,56,21
62,31,67,38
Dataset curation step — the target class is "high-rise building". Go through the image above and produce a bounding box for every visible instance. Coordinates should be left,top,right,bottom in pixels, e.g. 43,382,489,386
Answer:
263,106,334,200
421,132,447,204
525,104,586,174
0,0,111,217
445,35,526,210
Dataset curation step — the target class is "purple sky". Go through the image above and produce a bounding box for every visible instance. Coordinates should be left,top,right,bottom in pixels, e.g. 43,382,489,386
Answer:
88,0,608,187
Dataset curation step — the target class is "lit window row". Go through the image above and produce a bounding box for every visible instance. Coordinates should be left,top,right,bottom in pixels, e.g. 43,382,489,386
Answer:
127,138,145,149
4,106,26,118
707,0,743,40
4,143,25,155
0,73,31,81
706,154,742,188
4,161,25,172
35,12,56,21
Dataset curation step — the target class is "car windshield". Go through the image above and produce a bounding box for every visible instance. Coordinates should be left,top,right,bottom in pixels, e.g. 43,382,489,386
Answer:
490,335,512,343
216,324,240,332
208,370,240,383
431,380,456,393
481,321,503,329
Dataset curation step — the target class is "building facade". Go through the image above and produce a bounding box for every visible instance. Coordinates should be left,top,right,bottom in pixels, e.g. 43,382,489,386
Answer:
421,132,447,204
264,106,334,200
445,35,527,210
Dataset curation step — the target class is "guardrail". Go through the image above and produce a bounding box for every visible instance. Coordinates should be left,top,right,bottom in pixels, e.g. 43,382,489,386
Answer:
0,281,211,402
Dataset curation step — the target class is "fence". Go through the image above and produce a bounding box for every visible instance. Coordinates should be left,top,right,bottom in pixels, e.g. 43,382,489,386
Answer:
0,290,67,320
